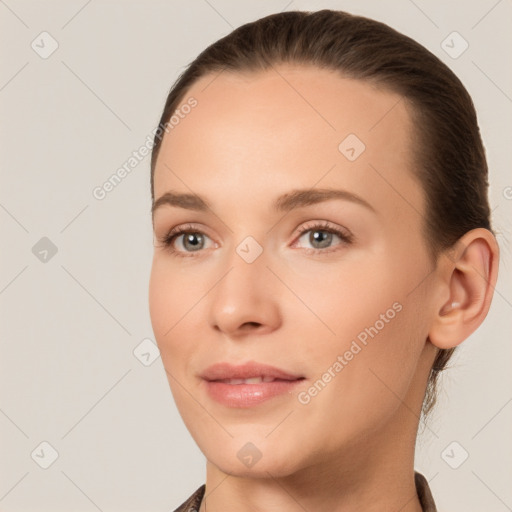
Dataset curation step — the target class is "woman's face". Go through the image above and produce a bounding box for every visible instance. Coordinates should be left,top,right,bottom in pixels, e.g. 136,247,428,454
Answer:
149,65,440,477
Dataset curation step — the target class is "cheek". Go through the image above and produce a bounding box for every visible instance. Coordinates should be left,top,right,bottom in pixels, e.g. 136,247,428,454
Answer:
293,253,428,406
286,254,406,350
148,262,171,342
149,260,203,423
148,258,198,366
292,302,426,456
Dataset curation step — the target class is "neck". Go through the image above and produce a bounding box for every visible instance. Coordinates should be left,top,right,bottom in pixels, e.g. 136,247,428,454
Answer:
200,400,426,512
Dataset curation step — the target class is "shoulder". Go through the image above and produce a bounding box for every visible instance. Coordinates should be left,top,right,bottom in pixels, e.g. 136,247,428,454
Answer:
173,476,435,512
172,484,205,512
414,471,438,512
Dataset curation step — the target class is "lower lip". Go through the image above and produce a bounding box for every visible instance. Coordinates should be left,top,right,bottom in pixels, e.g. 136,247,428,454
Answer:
204,379,304,408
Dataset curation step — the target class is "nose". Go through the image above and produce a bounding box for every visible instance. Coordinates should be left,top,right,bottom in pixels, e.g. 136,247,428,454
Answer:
208,247,282,338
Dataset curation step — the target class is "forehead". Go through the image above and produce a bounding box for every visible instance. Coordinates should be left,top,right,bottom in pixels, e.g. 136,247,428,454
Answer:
153,64,424,222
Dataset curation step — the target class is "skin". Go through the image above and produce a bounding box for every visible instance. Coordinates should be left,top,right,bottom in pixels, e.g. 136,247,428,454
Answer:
149,65,499,511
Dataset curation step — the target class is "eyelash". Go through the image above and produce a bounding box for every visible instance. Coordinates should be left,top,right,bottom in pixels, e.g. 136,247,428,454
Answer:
157,221,354,258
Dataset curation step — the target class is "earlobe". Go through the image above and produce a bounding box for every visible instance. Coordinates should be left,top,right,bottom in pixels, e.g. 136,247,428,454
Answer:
428,228,499,350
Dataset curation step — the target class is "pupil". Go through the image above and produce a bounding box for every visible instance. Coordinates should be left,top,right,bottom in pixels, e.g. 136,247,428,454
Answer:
311,230,331,248
185,233,203,251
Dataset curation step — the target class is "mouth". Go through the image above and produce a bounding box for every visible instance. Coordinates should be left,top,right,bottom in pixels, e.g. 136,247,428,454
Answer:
214,376,297,384
200,361,304,381
200,361,306,408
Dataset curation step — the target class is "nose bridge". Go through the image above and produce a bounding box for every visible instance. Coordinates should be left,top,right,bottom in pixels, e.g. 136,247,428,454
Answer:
208,233,281,334
221,235,271,305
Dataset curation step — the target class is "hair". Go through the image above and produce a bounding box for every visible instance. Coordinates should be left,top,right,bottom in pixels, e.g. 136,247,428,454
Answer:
150,10,494,418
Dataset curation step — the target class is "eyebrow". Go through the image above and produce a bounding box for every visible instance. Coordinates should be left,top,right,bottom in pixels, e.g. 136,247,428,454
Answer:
151,187,376,219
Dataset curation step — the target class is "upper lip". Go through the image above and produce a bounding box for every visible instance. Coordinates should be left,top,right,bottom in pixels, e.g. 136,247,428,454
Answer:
200,361,304,381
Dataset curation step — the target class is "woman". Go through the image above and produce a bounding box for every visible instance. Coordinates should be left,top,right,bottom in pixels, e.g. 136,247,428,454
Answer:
148,9,499,512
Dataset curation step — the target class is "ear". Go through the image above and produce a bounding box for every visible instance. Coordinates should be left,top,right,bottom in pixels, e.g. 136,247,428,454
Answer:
428,228,500,350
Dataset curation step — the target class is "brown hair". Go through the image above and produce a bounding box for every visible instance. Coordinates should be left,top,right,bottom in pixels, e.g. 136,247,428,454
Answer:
150,10,493,417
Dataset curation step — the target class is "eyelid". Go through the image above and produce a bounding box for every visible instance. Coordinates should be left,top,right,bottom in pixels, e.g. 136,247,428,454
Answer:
290,220,354,254
157,219,353,257
292,220,353,241
155,223,216,255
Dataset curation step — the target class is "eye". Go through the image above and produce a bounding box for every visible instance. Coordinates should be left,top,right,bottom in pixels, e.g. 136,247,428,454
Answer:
293,221,353,254
156,223,215,257
156,220,353,258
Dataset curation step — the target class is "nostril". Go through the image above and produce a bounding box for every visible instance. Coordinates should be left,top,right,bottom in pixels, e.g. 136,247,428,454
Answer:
242,322,261,329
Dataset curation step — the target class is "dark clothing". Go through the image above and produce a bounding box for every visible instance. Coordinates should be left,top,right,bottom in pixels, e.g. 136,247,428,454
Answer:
173,471,437,511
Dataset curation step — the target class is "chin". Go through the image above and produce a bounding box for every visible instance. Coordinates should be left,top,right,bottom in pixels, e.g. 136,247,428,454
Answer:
209,452,301,479
200,434,307,479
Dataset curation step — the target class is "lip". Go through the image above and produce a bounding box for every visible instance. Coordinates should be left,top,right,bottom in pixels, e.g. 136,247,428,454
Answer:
200,361,305,408
201,361,303,381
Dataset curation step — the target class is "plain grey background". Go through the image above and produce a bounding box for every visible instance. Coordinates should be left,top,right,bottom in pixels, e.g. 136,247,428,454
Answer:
1,1,511,511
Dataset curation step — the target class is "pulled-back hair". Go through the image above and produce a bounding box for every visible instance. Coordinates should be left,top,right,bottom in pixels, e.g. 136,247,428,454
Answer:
150,9,493,417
